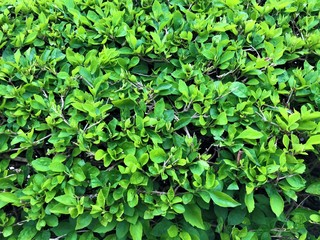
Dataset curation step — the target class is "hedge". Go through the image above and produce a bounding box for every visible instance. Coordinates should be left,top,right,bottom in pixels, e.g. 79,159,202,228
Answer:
0,0,320,239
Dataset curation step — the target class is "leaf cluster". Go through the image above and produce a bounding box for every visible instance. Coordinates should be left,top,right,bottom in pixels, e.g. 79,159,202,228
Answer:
0,0,320,239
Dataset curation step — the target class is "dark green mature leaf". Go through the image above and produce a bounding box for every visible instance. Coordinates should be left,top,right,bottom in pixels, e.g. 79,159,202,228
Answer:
183,204,206,229
174,117,192,130
76,213,92,230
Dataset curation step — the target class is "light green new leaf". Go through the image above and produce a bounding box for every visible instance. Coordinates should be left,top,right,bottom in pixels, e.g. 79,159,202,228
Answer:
226,0,240,7
182,204,206,229
178,80,189,96
96,189,106,208
130,221,143,240
306,135,320,145
24,31,38,45
310,214,320,223
54,194,77,206
215,112,228,125
244,192,255,213
236,127,263,140
167,225,179,238
0,192,20,205
95,149,106,160
306,182,320,195
208,191,241,208
150,148,167,163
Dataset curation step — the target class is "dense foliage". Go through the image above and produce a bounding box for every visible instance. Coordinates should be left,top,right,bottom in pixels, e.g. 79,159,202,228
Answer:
0,0,320,239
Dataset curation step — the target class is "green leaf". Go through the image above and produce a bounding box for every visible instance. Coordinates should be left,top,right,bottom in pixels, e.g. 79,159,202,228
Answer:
182,204,206,229
172,204,185,213
129,221,143,240
66,47,84,65
266,187,284,217
150,148,167,163
44,215,59,227
179,231,192,240
207,190,241,208
112,98,136,109
31,157,51,172
154,99,165,118
0,192,20,205
236,127,263,140
306,135,320,145
95,149,106,160
73,166,86,182
138,153,149,166
306,182,320,195
178,80,189,96
24,31,38,45
167,225,179,237
49,162,66,172
310,214,320,223
124,154,138,167
150,32,162,48
49,203,69,215
219,51,235,64
174,117,191,130
228,207,246,225
230,82,248,98
244,192,255,213
116,221,129,239
215,112,228,125
87,10,100,22
96,189,106,208
76,213,92,230
3,226,13,238
152,0,162,18
18,225,37,240
63,0,75,9
226,0,240,7
54,194,77,206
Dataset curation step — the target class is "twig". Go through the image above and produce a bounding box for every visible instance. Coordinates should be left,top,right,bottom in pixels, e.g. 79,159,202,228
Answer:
33,134,52,145
286,89,295,107
50,230,89,240
184,126,191,138
216,69,237,79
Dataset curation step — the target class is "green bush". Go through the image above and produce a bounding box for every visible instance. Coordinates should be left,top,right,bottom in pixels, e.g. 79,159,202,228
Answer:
0,0,320,239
